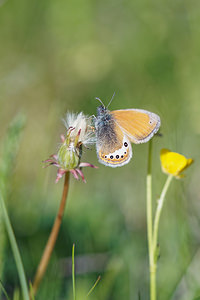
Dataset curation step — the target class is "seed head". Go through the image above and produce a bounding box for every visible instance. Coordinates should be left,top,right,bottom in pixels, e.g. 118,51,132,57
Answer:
44,112,97,183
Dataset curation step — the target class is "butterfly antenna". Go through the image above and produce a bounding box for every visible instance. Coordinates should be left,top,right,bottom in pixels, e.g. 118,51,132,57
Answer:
106,92,115,108
95,97,105,107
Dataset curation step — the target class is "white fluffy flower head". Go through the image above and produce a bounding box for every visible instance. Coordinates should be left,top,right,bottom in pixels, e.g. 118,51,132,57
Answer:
44,111,97,183
64,112,94,146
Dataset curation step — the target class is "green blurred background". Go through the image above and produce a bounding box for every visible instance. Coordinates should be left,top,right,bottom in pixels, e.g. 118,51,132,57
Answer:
0,0,200,299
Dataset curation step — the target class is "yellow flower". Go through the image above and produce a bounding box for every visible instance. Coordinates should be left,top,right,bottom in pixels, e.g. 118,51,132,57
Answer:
160,149,193,178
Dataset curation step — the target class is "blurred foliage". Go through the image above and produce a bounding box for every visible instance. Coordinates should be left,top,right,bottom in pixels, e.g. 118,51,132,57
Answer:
0,0,200,299
0,114,25,287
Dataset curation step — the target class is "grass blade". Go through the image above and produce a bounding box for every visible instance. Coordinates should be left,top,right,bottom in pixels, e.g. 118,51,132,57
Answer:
0,113,26,278
0,192,29,300
0,279,10,300
87,275,101,297
29,282,35,300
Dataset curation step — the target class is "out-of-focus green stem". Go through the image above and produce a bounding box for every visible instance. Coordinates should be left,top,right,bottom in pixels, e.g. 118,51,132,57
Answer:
147,140,153,261
86,276,101,297
0,212,6,279
72,244,76,300
0,114,26,281
0,192,29,300
146,139,174,300
0,279,10,300
146,140,156,300
153,175,173,257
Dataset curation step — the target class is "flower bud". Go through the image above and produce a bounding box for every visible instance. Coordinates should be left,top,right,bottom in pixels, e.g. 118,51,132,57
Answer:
44,112,97,183
57,131,81,170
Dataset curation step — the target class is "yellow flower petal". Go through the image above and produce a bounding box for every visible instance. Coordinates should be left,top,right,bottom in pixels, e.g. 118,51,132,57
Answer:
160,149,193,178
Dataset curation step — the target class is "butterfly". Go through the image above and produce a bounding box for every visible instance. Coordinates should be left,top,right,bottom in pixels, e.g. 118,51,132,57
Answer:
94,100,161,167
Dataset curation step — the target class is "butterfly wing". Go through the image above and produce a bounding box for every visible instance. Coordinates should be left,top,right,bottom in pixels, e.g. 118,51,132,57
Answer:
95,116,132,167
97,135,132,167
111,109,161,144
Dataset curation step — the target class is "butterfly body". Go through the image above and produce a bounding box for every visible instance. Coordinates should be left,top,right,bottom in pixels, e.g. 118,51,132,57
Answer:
95,106,121,151
95,105,161,167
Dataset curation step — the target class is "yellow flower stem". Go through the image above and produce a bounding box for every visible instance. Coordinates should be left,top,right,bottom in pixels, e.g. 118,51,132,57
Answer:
31,172,70,296
149,174,173,300
152,175,173,258
146,140,155,300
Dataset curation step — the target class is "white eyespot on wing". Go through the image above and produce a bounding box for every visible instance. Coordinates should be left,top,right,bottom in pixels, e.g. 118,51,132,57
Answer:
97,136,132,167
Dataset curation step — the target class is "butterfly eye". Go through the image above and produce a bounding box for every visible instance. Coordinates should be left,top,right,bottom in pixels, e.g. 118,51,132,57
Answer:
124,142,128,147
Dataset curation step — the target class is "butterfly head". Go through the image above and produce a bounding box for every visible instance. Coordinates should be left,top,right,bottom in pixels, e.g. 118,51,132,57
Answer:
96,105,113,129
97,105,107,116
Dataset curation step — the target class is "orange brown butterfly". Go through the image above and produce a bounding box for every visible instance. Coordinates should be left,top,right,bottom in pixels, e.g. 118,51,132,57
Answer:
94,98,161,167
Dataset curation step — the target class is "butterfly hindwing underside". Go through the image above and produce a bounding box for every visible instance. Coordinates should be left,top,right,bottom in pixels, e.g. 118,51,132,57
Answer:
98,135,132,167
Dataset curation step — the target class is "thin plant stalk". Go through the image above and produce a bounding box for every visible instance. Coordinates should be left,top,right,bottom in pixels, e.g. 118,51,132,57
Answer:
72,244,76,300
32,172,70,295
13,289,20,300
146,140,155,300
152,175,173,253
150,174,173,300
0,278,10,300
146,142,174,300
0,114,25,280
29,282,35,300
86,276,101,297
146,140,153,251
0,192,29,300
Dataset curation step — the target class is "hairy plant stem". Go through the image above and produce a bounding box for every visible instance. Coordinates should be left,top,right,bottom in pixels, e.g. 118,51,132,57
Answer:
32,172,70,296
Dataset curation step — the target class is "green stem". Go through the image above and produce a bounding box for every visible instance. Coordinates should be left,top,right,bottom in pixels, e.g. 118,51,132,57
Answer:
72,244,76,300
0,192,29,300
146,140,155,300
147,140,153,259
150,268,156,300
0,279,10,300
86,276,101,297
152,175,173,256
150,175,173,300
